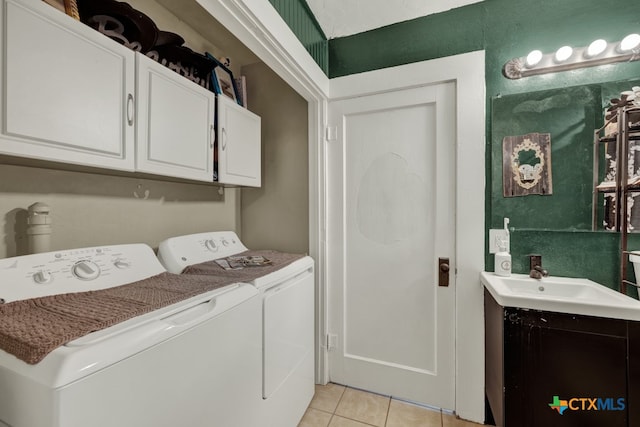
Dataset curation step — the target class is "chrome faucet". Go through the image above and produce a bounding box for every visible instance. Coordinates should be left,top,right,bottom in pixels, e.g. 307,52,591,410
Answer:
529,255,549,279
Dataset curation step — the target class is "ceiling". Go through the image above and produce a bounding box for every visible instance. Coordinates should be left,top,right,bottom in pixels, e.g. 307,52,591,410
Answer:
304,0,483,39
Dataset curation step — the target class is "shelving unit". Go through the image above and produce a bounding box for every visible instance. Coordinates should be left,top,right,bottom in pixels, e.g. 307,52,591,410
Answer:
593,104,640,293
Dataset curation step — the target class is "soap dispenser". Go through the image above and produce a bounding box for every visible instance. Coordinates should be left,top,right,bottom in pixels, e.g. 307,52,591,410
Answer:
495,218,511,277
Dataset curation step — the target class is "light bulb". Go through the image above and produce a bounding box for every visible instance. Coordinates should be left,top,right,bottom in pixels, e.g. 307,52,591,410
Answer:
586,39,607,58
525,50,543,67
554,46,573,62
619,34,640,52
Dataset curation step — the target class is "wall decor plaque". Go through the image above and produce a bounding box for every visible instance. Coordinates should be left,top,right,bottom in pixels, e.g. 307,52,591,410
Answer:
503,132,553,197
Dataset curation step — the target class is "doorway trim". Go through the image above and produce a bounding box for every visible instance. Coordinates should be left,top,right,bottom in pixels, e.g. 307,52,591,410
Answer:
329,52,486,422
196,0,332,386
196,0,485,422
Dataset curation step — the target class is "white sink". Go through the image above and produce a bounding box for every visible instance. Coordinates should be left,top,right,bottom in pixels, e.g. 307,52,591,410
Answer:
480,271,640,321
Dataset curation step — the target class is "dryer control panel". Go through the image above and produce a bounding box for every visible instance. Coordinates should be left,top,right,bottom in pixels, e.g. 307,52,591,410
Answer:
157,231,248,273
0,244,165,303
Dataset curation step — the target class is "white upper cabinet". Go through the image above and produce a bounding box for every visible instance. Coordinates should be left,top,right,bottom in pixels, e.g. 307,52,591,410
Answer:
0,0,135,171
135,53,214,182
216,95,261,187
0,0,262,186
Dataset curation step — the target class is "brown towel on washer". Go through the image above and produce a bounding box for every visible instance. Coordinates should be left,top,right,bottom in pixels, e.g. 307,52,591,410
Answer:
182,250,307,280
0,272,236,365
0,251,308,365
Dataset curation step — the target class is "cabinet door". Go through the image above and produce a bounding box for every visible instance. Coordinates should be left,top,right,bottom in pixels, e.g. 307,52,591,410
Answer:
135,53,214,182
216,95,261,187
0,0,135,170
505,308,628,427
628,321,640,427
484,290,505,426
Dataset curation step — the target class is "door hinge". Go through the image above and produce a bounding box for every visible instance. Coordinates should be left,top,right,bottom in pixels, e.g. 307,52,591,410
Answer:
325,125,337,142
326,333,337,351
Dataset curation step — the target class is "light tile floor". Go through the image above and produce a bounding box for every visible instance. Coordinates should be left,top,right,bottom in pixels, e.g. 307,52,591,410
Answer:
298,383,489,427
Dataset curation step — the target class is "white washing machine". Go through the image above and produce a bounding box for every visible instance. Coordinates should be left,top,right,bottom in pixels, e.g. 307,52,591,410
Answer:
0,244,262,427
157,231,315,427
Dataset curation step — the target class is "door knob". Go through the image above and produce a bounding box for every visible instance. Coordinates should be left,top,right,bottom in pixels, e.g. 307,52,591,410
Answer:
439,257,450,287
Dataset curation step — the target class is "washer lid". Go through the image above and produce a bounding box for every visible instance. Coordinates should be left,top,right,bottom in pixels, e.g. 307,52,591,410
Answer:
0,283,257,388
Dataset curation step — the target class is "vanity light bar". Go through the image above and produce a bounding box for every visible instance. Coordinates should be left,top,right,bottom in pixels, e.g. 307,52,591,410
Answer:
503,34,640,79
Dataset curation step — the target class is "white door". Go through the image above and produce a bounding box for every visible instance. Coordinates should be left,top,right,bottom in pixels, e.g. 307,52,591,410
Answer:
135,53,215,182
327,81,456,409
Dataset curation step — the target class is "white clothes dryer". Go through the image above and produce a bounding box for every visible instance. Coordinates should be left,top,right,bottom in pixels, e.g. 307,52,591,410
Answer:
0,244,262,427
157,231,315,427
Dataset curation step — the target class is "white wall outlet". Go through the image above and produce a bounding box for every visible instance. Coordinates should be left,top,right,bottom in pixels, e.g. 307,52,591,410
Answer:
489,229,510,254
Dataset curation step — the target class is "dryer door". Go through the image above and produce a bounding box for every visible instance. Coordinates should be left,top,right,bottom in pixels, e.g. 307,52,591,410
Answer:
263,272,314,398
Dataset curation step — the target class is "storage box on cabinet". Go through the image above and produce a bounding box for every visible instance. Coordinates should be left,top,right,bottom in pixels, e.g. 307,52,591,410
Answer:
0,0,135,171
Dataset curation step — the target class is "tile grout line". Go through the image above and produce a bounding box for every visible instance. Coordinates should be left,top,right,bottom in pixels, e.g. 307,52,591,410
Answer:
383,396,391,427
334,386,387,427
330,385,347,426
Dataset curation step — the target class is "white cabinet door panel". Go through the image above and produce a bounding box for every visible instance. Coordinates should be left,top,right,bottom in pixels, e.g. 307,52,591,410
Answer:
217,96,261,187
1,0,135,170
135,53,214,181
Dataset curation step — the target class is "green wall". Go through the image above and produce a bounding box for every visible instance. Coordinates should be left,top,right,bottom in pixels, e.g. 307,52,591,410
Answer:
268,0,328,74
325,0,640,291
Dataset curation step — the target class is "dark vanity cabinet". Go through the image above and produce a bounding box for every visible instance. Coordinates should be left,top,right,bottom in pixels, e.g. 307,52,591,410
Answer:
485,290,640,427
629,322,640,427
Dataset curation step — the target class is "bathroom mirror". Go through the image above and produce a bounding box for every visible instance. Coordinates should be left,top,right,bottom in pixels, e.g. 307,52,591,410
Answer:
491,78,640,232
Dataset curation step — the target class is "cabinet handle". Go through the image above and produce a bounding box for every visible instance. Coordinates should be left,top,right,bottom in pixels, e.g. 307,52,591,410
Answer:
210,124,215,148
126,93,134,126
222,127,227,151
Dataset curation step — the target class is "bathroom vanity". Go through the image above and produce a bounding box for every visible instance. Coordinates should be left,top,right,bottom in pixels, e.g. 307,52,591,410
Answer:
481,272,640,427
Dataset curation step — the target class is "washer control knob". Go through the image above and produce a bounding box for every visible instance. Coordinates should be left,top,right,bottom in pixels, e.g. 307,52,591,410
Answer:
221,238,229,247
204,239,218,252
113,258,131,269
72,260,101,281
33,270,53,284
